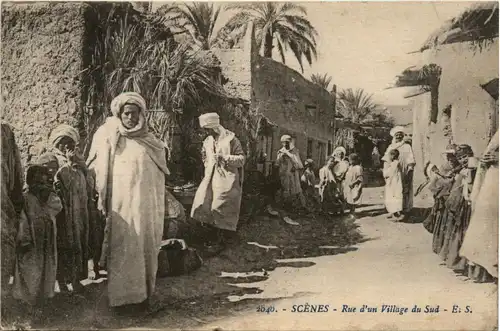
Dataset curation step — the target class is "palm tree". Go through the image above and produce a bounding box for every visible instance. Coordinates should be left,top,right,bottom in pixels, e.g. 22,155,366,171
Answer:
222,2,318,72
311,73,332,90
336,88,378,122
82,10,225,155
158,2,225,50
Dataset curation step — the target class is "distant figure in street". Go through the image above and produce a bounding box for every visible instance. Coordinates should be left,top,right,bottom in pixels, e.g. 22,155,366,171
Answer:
191,113,245,252
87,92,169,310
344,153,364,214
301,159,318,210
300,159,316,192
372,146,381,168
277,135,304,211
383,149,403,221
13,158,62,312
332,146,349,192
1,122,24,299
382,126,416,219
319,156,344,215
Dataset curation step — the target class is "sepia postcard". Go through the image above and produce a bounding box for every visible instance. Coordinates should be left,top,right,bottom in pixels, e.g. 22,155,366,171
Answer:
1,0,498,330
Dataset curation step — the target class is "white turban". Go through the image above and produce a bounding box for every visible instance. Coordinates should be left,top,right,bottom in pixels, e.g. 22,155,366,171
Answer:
110,92,147,117
199,112,220,129
49,124,80,146
333,146,346,156
280,135,292,142
390,126,406,137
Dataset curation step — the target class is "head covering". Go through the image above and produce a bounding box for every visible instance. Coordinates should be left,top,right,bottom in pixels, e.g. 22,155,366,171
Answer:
333,146,346,156
199,113,220,129
110,92,147,117
49,124,79,147
348,153,360,164
280,135,292,143
390,126,405,137
443,144,457,154
304,158,314,166
33,152,59,179
26,164,47,187
36,152,58,167
455,144,474,158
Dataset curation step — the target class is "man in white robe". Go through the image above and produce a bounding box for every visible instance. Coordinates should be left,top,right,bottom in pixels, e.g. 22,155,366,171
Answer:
382,126,416,219
191,113,245,252
276,135,304,210
87,92,169,309
460,130,498,279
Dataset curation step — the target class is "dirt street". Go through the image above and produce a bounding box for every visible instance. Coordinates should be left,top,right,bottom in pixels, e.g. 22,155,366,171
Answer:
2,186,497,330
197,187,498,331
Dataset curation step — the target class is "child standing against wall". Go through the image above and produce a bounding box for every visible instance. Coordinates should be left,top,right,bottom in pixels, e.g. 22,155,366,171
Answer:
344,153,364,215
13,159,63,320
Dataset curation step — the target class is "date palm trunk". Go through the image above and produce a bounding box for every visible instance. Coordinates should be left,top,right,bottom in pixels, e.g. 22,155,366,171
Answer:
263,30,273,58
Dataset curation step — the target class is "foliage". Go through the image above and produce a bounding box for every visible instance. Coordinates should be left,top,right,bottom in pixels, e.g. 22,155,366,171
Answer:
310,73,332,90
420,2,498,53
367,112,395,127
158,2,229,50
333,127,355,151
222,2,318,72
81,3,226,161
336,88,378,123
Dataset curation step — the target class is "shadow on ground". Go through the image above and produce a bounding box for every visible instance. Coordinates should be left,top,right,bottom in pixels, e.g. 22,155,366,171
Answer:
2,209,366,330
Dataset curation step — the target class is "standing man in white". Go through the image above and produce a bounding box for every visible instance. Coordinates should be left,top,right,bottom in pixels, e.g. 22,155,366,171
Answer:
191,113,245,253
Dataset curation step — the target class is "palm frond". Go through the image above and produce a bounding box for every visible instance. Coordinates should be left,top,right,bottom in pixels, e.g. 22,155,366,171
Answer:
337,88,378,123
311,73,333,90
221,2,318,68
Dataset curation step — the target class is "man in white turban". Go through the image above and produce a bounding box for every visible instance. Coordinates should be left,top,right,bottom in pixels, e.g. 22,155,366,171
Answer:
276,134,304,212
382,126,416,220
191,112,245,253
87,92,169,309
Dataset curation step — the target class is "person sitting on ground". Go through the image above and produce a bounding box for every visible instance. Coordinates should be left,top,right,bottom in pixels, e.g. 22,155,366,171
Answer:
344,153,364,215
383,149,403,221
13,158,62,320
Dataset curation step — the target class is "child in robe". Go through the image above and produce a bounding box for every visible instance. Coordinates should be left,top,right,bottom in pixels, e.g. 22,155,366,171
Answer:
343,153,364,214
301,159,318,210
13,159,63,314
383,149,403,221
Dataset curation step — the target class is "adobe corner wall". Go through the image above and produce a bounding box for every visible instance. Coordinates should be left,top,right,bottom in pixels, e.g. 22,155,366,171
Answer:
1,2,87,163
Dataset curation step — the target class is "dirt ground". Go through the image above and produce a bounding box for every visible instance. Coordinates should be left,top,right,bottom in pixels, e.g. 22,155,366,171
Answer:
2,184,497,330
1,187,364,330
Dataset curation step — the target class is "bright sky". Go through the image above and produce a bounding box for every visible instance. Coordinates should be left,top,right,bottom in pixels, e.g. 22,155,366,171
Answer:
153,1,475,105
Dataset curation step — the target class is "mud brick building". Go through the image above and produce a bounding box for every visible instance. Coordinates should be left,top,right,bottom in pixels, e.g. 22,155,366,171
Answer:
214,24,336,174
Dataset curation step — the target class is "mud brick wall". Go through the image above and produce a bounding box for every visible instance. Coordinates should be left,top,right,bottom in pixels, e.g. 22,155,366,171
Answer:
251,56,336,166
1,2,87,164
